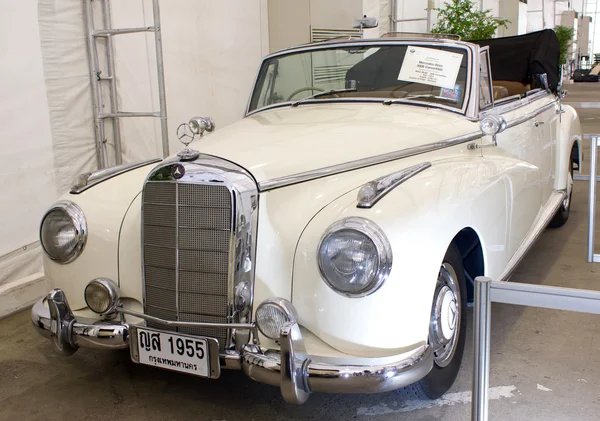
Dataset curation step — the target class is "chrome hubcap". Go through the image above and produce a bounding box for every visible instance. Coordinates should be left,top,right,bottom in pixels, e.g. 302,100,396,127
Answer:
563,170,573,211
429,263,461,367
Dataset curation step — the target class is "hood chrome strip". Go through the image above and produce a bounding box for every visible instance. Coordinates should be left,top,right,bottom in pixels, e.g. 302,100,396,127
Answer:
71,158,162,194
357,162,432,208
258,131,481,191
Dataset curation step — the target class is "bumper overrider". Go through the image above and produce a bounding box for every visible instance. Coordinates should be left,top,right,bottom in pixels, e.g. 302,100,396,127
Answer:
32,289,433,404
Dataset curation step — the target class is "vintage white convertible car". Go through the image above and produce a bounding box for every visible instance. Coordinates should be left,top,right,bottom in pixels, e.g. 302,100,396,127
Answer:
32,30,580,403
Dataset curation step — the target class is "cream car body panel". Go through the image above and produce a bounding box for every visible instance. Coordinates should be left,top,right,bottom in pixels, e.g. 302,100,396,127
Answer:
34,34,582,402
293,157,520,357
43,164,156,310
186,103,477,185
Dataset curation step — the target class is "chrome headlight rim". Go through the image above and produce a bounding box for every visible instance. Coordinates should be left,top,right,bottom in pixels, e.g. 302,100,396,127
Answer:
39,200,87,264
84,278,121,316
255,298,297,340
318,217,392,298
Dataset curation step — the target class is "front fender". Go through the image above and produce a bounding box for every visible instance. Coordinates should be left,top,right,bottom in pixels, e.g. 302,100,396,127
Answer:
42,164,154,310
555,104,581,189
292,157,517,357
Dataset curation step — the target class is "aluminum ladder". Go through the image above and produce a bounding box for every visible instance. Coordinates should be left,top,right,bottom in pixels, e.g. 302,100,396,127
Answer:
84,0,169,169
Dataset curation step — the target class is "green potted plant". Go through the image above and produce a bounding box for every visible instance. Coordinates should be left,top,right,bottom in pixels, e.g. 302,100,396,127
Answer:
553,25,574,66
431,0,509,41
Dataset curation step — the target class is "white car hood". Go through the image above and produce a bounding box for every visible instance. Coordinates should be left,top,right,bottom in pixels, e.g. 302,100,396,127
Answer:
186,103,479,183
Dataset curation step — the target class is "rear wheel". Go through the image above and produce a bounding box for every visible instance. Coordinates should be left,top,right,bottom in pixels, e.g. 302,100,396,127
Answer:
395,244,467,399
549,160,574,228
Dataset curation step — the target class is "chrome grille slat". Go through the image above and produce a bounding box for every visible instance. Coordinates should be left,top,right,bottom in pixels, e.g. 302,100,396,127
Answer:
179,183,231,207
178,228,230,251
179,207,231,230
144,246,176,270
144,182,176,203
145,286,176,309
143,204,176,227
177,313,229,339
179,292,228,315
179,250,229,273
143,179,233,351
144,225,176,248
179,271,228,295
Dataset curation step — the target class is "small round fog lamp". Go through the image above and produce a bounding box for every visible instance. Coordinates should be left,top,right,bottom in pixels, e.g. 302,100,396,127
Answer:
84,278,120,315
255,298,297,340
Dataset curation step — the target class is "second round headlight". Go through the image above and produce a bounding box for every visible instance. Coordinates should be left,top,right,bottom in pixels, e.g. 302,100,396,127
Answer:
318,217,392,297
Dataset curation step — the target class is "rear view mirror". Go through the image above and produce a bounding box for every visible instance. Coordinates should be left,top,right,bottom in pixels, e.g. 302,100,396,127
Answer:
353,16,378,29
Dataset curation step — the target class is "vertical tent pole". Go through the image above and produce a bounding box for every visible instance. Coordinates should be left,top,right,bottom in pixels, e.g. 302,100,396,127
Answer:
102,0,122,165
472,277,492,421
84,0,109,169
588,136,598,262
152,0,169,158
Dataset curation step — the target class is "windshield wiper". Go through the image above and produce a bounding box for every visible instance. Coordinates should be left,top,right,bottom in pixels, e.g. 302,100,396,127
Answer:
291,88,357,107
384,94,458,105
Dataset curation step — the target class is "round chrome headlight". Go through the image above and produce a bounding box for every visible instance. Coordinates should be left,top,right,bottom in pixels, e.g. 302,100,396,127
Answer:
84,278,120,315
255,298,297,340
40,201,87,264
318,217,392,297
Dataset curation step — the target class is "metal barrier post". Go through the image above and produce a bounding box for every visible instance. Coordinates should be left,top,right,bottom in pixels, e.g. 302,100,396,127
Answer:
472,276,492,421
589,136,599,263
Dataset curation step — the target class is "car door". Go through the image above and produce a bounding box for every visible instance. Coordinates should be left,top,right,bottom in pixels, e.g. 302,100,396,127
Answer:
531,95,559,201
478,50,543,257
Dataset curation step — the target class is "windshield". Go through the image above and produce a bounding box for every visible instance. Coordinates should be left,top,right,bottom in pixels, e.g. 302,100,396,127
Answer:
249,44,470,113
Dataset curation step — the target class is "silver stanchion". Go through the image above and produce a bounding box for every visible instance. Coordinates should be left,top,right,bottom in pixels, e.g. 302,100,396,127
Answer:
588,136,599,263
472,277,492,421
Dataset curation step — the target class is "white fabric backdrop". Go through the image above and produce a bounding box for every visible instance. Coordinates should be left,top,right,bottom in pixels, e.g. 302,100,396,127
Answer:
0,0,268,315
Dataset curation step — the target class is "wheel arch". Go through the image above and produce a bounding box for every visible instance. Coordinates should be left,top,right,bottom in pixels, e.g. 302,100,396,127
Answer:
571,137,581,171
450,227,485,303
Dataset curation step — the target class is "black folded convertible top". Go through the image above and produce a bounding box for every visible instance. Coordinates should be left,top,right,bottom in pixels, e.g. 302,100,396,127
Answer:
473,29,560,90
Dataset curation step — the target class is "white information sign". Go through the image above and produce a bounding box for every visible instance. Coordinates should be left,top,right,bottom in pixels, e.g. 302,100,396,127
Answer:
398,46,463,89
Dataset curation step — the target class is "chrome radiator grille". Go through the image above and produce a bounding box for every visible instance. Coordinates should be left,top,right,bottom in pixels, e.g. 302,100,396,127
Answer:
142,181,233,350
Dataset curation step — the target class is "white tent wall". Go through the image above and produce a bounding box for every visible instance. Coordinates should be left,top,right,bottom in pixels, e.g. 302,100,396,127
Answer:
0,0,269,317
0,0,67,316
107,0,270,162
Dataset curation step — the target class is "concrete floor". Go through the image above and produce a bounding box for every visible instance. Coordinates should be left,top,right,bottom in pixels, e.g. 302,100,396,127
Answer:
2,84,600,421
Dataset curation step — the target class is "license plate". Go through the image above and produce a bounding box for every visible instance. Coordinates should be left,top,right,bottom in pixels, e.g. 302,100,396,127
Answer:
130,327,220,378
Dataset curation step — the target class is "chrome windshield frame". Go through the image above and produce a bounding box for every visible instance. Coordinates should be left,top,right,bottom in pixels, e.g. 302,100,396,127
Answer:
245,39,478,119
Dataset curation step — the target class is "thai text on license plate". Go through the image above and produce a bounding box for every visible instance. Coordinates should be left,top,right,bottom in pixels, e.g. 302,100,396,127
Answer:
135,327,211,377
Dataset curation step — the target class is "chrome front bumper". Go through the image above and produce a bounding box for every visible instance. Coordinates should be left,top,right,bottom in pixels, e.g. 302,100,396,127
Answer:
32,289,433,404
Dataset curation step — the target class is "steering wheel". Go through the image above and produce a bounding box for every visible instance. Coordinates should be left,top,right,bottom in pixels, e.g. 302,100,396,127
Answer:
287,86,326,101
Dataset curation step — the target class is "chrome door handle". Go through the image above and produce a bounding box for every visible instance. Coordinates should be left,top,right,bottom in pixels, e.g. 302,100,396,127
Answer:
534,121,545,127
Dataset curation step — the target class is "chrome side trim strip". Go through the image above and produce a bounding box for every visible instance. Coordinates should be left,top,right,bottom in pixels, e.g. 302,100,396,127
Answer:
497,190,566,283
70,158,161,194
506,101,556,129
258,132,480,191
357,162,432,208
118,307,255,329
482,91,554,117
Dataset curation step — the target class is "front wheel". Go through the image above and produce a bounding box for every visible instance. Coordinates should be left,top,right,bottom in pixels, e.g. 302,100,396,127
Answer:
548,160,574,228
395,244,467,399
